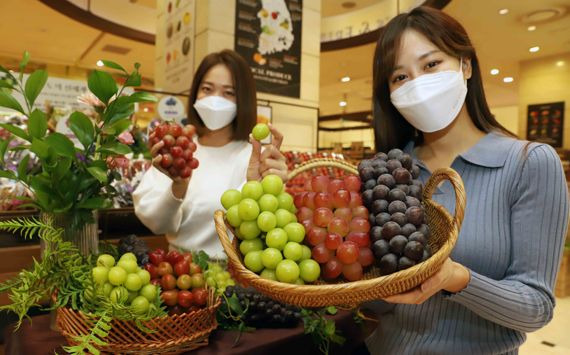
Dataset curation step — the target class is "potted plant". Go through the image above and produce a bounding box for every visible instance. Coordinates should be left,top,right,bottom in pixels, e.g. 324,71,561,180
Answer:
0,52,156,254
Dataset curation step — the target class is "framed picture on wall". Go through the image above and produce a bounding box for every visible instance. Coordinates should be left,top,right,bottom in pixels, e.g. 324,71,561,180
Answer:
526,101,565,148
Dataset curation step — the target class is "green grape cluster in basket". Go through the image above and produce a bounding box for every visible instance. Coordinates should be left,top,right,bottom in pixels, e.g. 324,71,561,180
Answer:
92,253,158,314
221,175,321,284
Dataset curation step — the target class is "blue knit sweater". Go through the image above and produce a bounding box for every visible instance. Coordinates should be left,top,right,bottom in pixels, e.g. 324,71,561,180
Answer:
365,132,569,354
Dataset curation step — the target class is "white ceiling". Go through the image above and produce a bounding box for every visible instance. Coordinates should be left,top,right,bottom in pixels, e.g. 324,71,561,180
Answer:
319,0,570,116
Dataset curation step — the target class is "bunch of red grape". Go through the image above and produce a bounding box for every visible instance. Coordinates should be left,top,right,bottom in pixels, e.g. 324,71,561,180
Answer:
359,149,431,276
149,122,199,179
294,175,374,282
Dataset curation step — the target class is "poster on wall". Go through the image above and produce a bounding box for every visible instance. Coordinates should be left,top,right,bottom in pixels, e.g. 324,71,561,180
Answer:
526,102,565,148
155,0,195,93
234,0,303,98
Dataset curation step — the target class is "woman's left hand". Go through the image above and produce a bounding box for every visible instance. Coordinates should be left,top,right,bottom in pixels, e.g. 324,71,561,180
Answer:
382,258,470,304
247,124,289,182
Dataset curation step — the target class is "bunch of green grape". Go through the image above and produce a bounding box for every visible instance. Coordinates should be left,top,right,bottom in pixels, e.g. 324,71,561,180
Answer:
204,262,236,294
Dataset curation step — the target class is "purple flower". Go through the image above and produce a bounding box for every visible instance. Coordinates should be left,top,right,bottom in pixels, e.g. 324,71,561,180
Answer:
76,152,87,162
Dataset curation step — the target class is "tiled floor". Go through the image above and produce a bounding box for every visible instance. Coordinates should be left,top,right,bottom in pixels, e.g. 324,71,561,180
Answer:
520,297,570,354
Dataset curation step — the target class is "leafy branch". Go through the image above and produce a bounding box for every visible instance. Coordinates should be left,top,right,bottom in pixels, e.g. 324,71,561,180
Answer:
301,306,345,355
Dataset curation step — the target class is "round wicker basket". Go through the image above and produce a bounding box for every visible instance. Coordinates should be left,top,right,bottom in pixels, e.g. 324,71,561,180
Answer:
56,291,220,354
215,158,466,307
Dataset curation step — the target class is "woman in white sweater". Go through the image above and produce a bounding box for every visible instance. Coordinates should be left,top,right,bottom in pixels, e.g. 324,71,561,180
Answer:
133,50,288,258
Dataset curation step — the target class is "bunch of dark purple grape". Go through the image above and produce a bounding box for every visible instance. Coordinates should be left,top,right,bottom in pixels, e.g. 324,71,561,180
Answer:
358,149,431,276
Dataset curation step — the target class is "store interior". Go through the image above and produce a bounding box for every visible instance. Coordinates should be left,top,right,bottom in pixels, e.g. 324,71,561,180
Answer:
0,0,569,353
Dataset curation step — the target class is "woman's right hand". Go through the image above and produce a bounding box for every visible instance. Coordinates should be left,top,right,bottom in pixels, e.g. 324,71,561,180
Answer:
150,140,191,199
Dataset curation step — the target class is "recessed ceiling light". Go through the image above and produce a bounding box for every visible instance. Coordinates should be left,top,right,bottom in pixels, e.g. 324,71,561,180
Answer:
96,60,104,67
143,107,149,112
339,101,347,107
503,77,514,83
341,1,356,9
527,25,537,31
556,61,566,67
490,69,500,75
529,46,540,53
499,8,509,15
340,76,351,83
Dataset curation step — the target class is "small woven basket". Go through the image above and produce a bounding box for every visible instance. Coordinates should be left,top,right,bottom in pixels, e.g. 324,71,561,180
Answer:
56,291,221,354
215,158,466,307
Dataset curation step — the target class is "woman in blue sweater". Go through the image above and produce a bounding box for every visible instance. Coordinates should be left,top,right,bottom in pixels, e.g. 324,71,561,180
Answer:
365,6,569,354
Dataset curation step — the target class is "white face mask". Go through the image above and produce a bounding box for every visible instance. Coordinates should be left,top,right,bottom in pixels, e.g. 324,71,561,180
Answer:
193,95,237,131
390,59,467,133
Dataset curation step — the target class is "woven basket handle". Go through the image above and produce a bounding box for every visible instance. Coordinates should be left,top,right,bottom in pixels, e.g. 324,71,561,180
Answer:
288,158,358,180
423,167,466,230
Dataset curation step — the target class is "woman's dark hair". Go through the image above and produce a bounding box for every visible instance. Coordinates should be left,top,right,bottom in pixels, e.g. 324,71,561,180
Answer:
187,49,257,141
373,6,513,152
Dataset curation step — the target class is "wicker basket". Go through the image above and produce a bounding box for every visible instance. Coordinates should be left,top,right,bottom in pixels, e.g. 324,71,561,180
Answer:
215,158,466,307
56,291,221,354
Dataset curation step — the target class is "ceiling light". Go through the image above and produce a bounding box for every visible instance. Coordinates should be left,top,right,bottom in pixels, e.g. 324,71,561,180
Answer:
529,46,540,53
96,60,104,67
490,69,500,75
339,101,347,107
527,25,537,31
556,61,565,67
499,8,509,15
503,77,514,83
340,76,351,83
143,107,149,112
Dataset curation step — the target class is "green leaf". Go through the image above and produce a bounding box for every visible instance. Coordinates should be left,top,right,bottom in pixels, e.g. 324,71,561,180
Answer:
98,142,130,155
87,166,108,184
101,118,131,135
28,109,48,139
227,294,243,314
195,250,210,271
0,91,25,114
0,170,16,179
88,70,118,104
44,133,76,158
0,135,12,164
19,51,30,72
30,138,50,159
17,154,29,183
101,60,127,73
134,63,141,70
69,111,94,149
53,157,72,181
124,72,141,87
0,123,29,141
78,196,109,209
127,91,157,103
325,306,337,315
0,80,14,90
24,70,48,107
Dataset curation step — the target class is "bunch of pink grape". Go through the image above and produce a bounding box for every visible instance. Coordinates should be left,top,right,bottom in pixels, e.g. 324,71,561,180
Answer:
294,175,374,282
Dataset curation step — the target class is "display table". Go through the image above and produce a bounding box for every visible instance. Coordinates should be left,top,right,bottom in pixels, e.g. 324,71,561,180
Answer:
4,310,375,354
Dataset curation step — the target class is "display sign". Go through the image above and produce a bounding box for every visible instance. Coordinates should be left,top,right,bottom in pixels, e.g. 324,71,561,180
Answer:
526,101,565,148
234,0,302,98
158,95,186,123
155,0,196,93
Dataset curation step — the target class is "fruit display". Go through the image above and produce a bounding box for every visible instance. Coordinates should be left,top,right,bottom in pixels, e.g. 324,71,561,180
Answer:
118,234,150,266
92,253,158,315
143,248,210,313
148,122,199,178
219,286,301,328
283,152,348,195
358,149,432,276
204,261,236,294
293,175,373,282
221,174,321,284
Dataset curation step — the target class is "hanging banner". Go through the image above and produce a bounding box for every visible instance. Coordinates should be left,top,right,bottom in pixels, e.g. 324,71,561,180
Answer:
527,101,565,148
234,0,303,98
155,0,196,93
